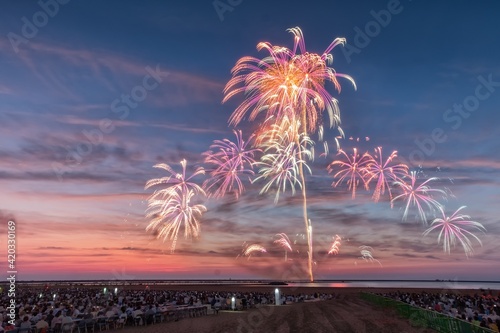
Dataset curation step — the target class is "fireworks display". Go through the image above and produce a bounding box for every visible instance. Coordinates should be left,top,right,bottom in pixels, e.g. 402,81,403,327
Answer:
328,148,371,199
328,235,342,255
274,233,293,252
145,159,206,252
253,119,313,203
243,244,267,259
274,233,293,261
203,129,259,199
359,246,382,266
392,171,446,223
143,26,489,278
423,206,486,257
221,26,355,281
223,27,356,136
364,147,409,206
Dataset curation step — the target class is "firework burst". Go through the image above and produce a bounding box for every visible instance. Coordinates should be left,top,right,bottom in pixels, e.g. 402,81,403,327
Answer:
364,147,409,206
328,235,342,255
203,130,259,199
145,159,206,252
392,171,446,223
243,244,267,260
223,26,355,281
145,190,206,253
423,206,486,257
145,159,205,199
223,27,356,136
328,148,371,198
274,233,293,252
274,233,293,261
253,119,313,203
359,246,382,266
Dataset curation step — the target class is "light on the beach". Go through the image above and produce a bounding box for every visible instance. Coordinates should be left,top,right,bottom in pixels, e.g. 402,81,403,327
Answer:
231,297,235,310
275,288,280,306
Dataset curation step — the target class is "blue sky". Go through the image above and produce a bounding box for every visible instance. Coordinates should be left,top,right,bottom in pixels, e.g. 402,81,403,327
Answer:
0,0,499,281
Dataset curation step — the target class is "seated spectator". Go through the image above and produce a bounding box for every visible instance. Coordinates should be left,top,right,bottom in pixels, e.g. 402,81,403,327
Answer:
51,312,62,329
35,316,49,333
61,311,74,332
19,316,31,329
105,308,115,318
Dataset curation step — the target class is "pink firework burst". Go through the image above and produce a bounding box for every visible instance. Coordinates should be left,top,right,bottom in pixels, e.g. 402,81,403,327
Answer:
203,130,259,199
328,148,371,198
364,147,409,206
328,235,342,255
274,233,293,252
423,206,486,257
392,171,446,223
274,233,293,261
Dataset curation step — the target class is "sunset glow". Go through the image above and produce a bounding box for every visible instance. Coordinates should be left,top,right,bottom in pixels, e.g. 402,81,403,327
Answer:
0,1,498,282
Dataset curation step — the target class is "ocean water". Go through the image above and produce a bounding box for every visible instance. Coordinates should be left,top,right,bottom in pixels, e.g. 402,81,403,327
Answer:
286,281,500,290
18,279,500,291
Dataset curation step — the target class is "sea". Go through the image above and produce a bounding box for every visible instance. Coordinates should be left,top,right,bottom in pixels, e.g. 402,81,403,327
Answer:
15,280,500,291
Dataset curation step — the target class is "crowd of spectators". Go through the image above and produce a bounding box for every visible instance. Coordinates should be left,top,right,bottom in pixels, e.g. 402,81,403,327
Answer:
0,286,335,332
378,290,500,332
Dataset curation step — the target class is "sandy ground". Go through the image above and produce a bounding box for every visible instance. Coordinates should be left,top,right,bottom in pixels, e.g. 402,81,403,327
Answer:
115,287,442,333
120,295,434,333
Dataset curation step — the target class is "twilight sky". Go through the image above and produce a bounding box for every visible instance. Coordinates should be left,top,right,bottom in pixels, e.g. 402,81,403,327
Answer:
1,0,499,281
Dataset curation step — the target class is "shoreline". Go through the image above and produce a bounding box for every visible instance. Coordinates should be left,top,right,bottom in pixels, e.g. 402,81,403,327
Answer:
26,282,500,297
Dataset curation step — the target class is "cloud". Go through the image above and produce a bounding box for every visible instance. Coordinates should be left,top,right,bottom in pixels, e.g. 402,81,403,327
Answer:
1,39,225,106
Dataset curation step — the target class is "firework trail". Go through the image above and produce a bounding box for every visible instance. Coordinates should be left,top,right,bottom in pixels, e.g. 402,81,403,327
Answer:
364,147,409,206
274,233,293,261
145,159,206,252
359,246,382,266
423,206,486,257
203,130,259,199
223,27,355,281
328,235,342,255
392,171,446,223
243,244,267,260
328,148,371,198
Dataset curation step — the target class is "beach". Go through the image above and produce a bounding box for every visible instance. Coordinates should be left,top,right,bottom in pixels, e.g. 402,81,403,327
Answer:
111,285,450,333
10,283,497,333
